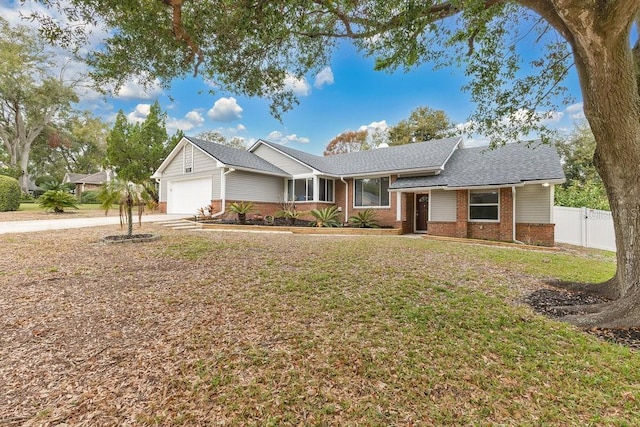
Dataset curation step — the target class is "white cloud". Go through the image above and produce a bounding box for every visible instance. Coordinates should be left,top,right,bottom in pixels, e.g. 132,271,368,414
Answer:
116,78,163,100
314,67,334,89
266,131,310,145
166,110,205,132
235,124,247,132
358,120,389,133
284,74,311,96
207,97,243,122
565,102,585,120
127,104,151,123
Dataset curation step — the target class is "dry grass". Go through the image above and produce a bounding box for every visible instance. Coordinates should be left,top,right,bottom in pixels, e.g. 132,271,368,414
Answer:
0,223,636,426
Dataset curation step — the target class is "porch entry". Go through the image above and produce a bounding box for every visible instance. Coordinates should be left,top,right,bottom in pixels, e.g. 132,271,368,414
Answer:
415,193,429,232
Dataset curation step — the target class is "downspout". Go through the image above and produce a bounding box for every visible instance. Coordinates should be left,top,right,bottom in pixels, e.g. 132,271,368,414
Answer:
213,168,235,218
340,176,349,224
512,186,523,244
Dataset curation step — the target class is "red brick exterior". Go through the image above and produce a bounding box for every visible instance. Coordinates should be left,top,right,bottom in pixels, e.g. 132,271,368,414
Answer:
159,201,167,213
162,176,555,245
425,188,555,246
516,223,555,247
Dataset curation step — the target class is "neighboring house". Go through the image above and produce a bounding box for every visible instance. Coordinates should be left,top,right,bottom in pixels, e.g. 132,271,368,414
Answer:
63,171,111,198
152,136,565,245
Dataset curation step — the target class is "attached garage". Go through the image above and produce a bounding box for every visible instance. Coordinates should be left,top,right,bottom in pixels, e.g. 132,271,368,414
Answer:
167,177,212,215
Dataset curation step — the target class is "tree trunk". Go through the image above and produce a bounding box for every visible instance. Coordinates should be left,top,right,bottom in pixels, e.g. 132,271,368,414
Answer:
559,7,640,327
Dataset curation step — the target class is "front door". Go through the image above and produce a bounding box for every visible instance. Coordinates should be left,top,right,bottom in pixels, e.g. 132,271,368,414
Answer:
416,194,429,232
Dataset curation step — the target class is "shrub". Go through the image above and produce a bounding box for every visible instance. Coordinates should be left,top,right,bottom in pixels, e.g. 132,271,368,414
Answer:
0,175,21,212
276,200,304,225
229,201,255,224
349,209,379,228
38,189,79,213
310,205,341,227
80,190,100,204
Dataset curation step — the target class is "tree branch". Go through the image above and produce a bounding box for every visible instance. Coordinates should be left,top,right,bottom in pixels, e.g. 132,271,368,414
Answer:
161,0,204,76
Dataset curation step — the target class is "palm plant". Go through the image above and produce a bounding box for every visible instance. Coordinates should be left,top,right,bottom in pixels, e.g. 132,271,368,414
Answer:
349,209,379,228
276,200,303,225
229,201,254,224
38,189,78,213
310,205,341,227
97,179,146,237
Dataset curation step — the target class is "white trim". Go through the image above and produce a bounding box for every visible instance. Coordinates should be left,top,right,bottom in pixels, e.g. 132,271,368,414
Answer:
396,192,401,221
549,184,555,223
249,140,321,174
512,186,516,242
353,175,391,209
468,189,500,222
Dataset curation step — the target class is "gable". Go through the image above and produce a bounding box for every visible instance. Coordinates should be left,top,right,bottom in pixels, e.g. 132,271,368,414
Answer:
161,143,220,178
252,143,313,175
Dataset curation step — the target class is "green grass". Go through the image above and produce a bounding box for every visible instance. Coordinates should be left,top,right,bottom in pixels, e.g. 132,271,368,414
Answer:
142,234,636,425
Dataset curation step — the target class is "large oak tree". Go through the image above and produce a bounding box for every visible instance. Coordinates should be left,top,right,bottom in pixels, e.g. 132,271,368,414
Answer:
33,0,640,327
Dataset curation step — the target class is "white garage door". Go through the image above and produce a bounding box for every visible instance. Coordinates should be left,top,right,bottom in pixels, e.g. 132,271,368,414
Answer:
167,177,213,215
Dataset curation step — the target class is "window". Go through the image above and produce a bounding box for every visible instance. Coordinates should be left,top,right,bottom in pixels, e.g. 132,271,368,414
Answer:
184,145,193,173
319,178,334,202
469,189,499,221
354,177,390,207
287,178,314,201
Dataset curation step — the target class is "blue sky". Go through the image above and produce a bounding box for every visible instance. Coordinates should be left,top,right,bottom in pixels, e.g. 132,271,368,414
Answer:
4,1,587,155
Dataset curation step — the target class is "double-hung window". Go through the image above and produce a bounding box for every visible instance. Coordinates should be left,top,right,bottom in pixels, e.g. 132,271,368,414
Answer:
287,178,314,201
318,178,334,202
354,177,390,207
469,189,499,221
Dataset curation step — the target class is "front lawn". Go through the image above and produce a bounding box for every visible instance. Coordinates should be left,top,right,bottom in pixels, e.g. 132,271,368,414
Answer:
1,226,634,426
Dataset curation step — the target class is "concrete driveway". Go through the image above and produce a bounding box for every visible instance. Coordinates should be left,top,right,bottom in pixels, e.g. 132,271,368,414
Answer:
0,214,187,234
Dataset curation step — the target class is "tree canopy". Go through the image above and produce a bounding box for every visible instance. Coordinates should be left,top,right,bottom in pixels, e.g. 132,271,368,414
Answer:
0,17,78,192
105,101,181,201
324,130,370,156
554,123,609,210
388,106,454,146
29,1,640,326
196,130,246,150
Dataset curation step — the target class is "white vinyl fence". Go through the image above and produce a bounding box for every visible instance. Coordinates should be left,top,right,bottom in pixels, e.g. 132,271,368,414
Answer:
553,206,616,252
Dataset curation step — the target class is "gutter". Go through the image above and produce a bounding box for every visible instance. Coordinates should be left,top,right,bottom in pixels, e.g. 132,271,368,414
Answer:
213,168,235,218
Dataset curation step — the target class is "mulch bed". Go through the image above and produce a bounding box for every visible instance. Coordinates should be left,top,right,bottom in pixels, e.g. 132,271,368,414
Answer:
525,288,640,350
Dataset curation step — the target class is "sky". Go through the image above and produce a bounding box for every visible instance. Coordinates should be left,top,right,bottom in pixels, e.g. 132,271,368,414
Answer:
2,1,588,156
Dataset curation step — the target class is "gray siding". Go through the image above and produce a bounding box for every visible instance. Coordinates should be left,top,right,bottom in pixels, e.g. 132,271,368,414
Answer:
212,169,222,200
163,144,219,179
159,180,167,202
253,144,313,175
430,189,457,221
516,185,551,223
226,170,284,202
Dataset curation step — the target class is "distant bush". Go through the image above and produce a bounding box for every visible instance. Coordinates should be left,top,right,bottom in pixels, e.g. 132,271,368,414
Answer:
80,190,100,204
0,175,21,212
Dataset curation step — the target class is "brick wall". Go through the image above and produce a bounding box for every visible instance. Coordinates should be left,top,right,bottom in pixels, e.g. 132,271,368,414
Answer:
335,177,406,229
516,223,555,246
158,202,167,213
427,222,457,237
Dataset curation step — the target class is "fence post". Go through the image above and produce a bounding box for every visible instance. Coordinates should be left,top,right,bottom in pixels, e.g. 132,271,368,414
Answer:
581,207,588,248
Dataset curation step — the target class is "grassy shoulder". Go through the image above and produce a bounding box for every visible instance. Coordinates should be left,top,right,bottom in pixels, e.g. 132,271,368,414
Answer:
1,229,632,425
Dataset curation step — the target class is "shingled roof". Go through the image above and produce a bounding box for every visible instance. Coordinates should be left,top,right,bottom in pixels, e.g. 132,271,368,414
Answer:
389,141,565,190
253,137,462,176
186,137,289,176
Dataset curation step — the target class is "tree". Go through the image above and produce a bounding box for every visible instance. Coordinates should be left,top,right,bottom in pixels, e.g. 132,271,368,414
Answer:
29,111,108,181
555,123,609,210
196,130,246,149
0,17,78,193
324,130,370,156
388,106,454,145
105,102,181,202
33,1,640,326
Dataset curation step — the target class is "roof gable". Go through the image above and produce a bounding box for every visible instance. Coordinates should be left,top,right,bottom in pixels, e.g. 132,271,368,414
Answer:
153,137,290,177
389,141,566,190
251,137,462,176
